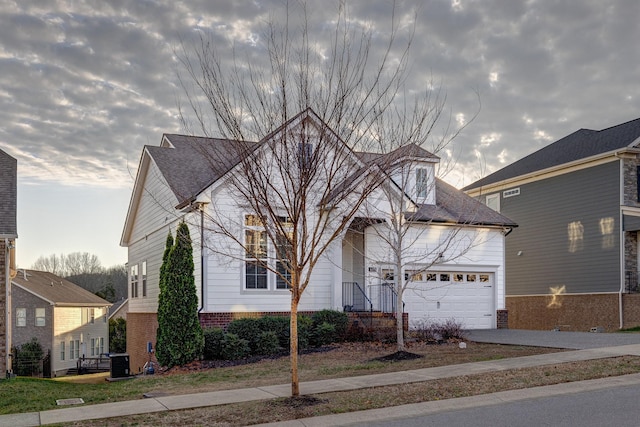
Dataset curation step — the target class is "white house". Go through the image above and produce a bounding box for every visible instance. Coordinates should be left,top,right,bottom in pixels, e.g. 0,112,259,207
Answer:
11,270,111,377
121,109,515,371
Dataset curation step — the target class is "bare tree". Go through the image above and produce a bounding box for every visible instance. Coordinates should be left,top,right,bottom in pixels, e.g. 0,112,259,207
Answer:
31,253,67,276
176,1,460,396
31,252,103,277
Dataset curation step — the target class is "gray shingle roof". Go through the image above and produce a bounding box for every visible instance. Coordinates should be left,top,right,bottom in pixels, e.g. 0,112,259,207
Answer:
149,117,514,228
0,148,17,237
12,270,112,307
412,179,517,227
149,134,257,208
464,117,640,191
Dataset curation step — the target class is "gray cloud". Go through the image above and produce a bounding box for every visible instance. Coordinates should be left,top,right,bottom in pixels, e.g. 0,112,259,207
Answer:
1,0,639,189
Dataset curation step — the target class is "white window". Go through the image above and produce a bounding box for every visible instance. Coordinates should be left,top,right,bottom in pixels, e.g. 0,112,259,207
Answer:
89,308,95,324
245,214,268,289
91,338,96,356
99,337,104,355
70,339,80,360
16,308,26,327
298,143,313,169
276,216,293,290
485,193,500,212
60,342,65,361
416,168,430,199
142,261,147,297
35,308,45,326
130,264,139,298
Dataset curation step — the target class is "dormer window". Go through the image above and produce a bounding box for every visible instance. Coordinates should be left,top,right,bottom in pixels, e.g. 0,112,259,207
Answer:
416,168,429,199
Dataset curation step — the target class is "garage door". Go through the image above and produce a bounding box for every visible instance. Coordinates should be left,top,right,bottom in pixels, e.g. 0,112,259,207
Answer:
403,272,495,329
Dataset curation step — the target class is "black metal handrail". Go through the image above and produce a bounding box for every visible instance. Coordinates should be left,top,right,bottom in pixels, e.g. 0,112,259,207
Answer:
342,282,373,312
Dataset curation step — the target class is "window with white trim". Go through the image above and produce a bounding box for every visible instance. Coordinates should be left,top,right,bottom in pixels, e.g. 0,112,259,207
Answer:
35,308,45,326
60,342,65,361
99,337,104,355
275,216,293,290
91,338,96,356
485,193,500,212
416,168,430,199
245,214,268,289
89,308,95,324
130,264,139,298
16,308,26,327
142,261,147,297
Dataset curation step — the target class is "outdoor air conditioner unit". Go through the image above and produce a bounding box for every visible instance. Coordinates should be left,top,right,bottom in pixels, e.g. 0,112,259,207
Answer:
109,354,130,378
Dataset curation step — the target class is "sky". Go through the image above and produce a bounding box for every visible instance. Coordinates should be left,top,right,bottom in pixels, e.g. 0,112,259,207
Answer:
2,0,640,270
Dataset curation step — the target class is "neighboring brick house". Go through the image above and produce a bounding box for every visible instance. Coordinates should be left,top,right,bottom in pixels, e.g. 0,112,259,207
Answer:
464,117,640,331
122,109,515,371
0,148,17,375
11,270,111,377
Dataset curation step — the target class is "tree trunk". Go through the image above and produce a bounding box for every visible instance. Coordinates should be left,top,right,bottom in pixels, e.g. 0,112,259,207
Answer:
396,283,405,352
290,295,299,396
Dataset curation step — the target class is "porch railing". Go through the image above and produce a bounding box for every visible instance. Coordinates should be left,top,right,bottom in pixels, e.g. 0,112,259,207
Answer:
342,282,404,314
342,282,372,312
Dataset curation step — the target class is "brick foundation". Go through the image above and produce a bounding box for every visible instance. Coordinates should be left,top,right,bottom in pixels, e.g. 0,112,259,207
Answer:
129,310,410,371
505,294,640,332
126,312,159,375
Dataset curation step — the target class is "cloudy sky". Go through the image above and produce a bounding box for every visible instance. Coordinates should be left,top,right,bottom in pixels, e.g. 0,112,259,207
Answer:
2,0,639,269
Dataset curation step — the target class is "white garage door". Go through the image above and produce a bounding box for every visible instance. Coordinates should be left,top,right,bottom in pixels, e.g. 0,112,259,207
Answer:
403,271,495,329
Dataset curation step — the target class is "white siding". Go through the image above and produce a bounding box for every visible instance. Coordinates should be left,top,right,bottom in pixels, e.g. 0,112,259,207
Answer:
201,184,340,313
365,224,506,328
52,306,109,375
126,159,203,313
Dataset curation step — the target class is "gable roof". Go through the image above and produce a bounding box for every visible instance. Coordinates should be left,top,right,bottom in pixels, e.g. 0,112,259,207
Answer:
125,109,515,235
12,270,112,307
412,179,517,226
464,117,640,191
0,148,17,237
154,134,260,209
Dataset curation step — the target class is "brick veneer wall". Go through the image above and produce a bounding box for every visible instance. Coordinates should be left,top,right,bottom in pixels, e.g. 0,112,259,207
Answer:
126,312,159,375
506,294,621,331
0,240,5,374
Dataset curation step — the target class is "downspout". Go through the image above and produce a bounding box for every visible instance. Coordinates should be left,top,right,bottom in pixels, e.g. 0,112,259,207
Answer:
197,203,207,314
615,151,624,329
5,238,16,374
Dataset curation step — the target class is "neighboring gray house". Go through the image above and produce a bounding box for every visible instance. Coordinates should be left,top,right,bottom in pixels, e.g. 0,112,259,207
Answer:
0,148,17,375
12,270,111,377
464,117,640,331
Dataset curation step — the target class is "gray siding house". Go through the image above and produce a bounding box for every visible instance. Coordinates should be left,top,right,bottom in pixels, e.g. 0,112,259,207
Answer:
465,117,640,331
0,148,17,375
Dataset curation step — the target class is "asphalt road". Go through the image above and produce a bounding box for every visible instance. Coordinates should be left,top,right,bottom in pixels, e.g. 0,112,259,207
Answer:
349,382,640,427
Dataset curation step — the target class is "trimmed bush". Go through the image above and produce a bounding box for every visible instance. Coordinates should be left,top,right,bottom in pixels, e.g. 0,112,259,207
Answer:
256,330,282,356
255,316,290,348
226,318,262,352
297,314,313,350
221,333,251,360
311,310,348,345
203,327,225,360
312,322,336,346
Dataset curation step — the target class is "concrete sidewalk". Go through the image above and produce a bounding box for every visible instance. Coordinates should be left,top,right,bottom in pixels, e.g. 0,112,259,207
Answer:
3,343,640,426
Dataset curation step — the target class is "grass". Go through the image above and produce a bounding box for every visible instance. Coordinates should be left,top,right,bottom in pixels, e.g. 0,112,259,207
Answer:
0,341,552,415
5,340,640,426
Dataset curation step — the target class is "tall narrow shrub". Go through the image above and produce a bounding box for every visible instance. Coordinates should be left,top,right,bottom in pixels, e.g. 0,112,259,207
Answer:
156,223,204,367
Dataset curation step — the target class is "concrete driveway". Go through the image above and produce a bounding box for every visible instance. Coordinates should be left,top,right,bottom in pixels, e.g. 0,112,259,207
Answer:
466,329,640,349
